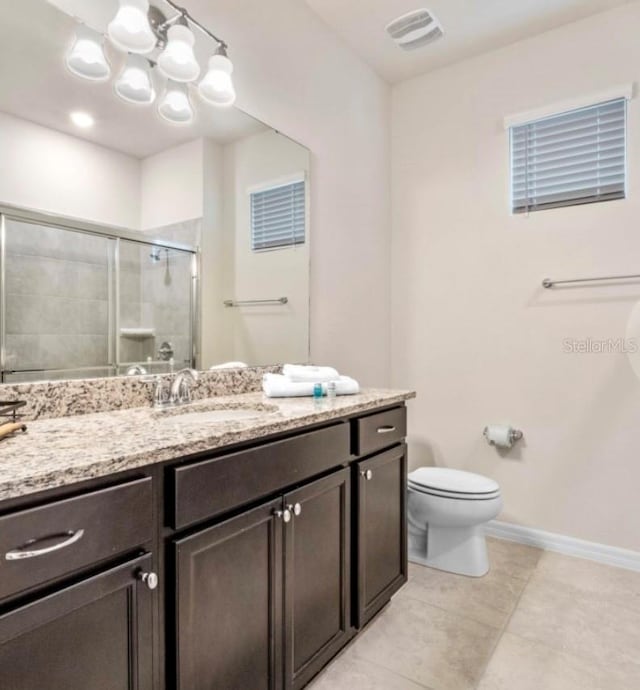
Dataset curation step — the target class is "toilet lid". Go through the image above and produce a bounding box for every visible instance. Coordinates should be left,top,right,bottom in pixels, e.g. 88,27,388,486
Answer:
408,467,499,495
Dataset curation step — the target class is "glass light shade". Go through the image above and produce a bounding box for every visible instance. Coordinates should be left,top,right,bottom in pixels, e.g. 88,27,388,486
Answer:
157,25,200,82
66,25,110,81
115,54,155,104
198,53,236,107
158,81,194,124
108,0,156,54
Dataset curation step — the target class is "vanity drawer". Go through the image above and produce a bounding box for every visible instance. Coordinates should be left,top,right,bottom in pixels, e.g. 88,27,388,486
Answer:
0,478,153,602
171,423,351,529
355,406,407,457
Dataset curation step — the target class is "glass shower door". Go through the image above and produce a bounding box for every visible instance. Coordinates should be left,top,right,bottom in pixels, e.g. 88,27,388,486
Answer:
2,217,115,382
117,240,194,375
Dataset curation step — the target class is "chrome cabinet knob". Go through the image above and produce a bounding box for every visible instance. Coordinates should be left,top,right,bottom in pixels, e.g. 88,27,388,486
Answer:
274,508,292,523
292,503,302,517
138,571,159,590
361,469,373,481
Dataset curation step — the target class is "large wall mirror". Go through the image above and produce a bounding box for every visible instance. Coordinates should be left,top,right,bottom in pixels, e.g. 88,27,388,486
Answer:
0,0,310,383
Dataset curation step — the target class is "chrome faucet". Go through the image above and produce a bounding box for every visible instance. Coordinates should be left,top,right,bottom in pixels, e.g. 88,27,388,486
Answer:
170,368,199,405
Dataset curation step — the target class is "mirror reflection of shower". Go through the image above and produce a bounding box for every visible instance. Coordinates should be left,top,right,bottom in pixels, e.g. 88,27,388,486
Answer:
150,246,172,285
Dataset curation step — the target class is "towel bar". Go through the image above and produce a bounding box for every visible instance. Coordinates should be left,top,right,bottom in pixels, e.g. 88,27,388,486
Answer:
542,274,640,289
224,297,288,307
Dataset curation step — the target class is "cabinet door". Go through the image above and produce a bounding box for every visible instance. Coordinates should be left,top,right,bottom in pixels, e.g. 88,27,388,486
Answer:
0,554,154,690
284,468,352,690
356,444,407,628
174,498,283,690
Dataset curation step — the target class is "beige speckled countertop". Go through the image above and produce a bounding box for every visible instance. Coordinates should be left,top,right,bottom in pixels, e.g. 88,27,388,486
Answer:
0,389,415,501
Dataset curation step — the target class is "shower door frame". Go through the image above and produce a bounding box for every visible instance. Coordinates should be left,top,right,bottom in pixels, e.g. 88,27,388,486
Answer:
0,204,200,383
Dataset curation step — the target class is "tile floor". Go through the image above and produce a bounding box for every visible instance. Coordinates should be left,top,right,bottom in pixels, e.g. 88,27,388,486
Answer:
308,538,640,690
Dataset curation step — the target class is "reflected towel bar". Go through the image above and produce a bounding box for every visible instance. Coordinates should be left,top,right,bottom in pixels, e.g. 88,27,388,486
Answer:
542,274,640,289
224,297,289,307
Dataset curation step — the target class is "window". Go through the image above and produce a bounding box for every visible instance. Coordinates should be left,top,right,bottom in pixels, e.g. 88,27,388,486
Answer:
510,98,626,214
250,179,306,251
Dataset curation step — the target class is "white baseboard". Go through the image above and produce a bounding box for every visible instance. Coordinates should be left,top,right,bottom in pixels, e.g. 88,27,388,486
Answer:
485,520,640,573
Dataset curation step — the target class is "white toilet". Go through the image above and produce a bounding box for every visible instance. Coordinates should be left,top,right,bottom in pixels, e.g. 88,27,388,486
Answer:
408,467,502,577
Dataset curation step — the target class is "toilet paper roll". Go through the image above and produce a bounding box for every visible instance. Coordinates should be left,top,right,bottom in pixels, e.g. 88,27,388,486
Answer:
484,425,514,448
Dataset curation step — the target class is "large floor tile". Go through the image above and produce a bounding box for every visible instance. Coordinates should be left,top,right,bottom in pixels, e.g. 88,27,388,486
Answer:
477,632,638,690
533,550,640,613
507,568,640,674
308,648,431,690
404,558,528,629
348,593,500,690
485,537,542,581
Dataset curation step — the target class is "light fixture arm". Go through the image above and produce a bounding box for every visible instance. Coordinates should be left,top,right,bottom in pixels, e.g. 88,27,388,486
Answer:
162,0,228,50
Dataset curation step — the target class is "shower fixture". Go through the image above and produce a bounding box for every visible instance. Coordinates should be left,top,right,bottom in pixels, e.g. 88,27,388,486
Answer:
150,247,172,285
65,0,236,125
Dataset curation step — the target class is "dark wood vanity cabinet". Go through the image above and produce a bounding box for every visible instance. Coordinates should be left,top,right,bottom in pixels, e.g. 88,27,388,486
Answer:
173,468,352,690
0,553,155,690
174,498,284,690
0,402,408,690
354,443,408,628
284,468,352,689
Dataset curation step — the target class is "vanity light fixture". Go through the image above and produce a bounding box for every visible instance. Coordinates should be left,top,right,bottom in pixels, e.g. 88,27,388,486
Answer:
158,80,194,124
115,54,156,104
198,46,236,107
157,23,200,82
70,111,95,128
66,25,111,81
67,1,236,125
108,0,157,54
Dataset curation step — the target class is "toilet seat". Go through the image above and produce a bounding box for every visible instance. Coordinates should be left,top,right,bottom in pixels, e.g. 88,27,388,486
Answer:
409,483,501,500
408,467,500,501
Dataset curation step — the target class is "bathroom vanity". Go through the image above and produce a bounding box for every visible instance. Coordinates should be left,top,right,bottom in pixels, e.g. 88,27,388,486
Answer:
0,389,413,689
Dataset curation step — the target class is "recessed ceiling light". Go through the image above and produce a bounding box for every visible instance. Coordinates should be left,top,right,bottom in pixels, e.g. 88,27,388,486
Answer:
70,111,95,128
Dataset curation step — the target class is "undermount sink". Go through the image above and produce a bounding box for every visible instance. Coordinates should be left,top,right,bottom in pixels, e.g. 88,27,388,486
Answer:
154,402,278,425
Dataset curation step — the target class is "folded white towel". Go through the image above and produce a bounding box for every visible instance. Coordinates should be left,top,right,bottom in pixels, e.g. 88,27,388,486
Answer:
282,364,340,383
209,361,248,370
263,373,360,398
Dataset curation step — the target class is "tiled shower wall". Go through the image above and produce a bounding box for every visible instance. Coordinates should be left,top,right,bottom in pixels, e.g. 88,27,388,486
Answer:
3,217,200,381
4,220,111,377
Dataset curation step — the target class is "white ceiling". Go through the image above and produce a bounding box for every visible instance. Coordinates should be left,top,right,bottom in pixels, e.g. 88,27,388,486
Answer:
0,0,268,159
301,0,633,83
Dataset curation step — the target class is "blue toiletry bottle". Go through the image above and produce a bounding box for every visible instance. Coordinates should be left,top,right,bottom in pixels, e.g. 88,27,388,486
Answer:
313,383,323,399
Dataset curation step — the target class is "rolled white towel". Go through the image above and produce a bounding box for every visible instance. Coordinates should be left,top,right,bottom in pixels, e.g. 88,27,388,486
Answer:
282,364,340,383
263,373,359,398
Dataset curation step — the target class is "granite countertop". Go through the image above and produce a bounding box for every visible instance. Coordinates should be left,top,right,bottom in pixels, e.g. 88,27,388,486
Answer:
0,389,415,501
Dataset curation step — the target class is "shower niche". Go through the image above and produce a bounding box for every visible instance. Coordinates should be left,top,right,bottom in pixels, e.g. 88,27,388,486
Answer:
1,213,197,383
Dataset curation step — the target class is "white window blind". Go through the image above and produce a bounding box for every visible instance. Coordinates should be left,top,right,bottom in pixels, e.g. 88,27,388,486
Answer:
250,179,306,251
510,98,626,214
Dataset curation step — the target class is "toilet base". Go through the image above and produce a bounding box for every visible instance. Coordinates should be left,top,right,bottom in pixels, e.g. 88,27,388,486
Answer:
409,524,489,577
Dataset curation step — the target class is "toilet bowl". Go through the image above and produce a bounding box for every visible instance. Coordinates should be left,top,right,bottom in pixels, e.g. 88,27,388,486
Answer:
407,467,502,577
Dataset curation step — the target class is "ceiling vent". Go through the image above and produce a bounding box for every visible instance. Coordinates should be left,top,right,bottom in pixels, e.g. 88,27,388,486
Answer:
386,8,444,51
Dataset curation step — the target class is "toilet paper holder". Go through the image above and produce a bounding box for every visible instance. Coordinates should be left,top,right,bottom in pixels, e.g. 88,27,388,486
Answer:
483,426,523,447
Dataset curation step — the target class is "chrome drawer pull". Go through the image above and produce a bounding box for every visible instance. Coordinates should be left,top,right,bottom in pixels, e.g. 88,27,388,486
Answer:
5,529,85,561
360,469,373,481
376,425,396,434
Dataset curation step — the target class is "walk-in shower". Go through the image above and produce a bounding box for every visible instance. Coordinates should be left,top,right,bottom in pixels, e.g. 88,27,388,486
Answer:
0,206,198,383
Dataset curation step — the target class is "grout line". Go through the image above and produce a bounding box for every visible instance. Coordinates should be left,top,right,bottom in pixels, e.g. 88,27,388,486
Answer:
396,588,507,631
472,552,542,689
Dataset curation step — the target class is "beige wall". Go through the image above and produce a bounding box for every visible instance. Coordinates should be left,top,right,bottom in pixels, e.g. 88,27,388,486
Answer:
0,111,140,228
391,2,640,551
140,139,204,230
196,0,391,386
222,129,310,365
200,138,226,368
